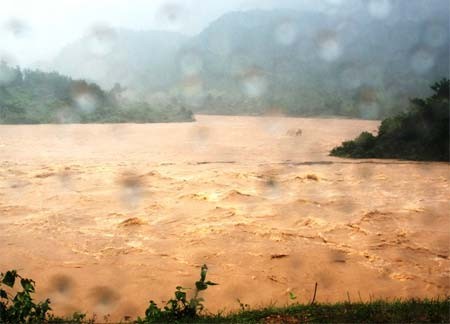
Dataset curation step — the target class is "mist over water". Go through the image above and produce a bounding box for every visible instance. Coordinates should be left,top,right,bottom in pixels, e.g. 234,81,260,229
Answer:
1,0,448,120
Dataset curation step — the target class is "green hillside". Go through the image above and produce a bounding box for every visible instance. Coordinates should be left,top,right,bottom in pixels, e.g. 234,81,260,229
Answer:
330,79,449,161
0,62,193,124
47,1,450,119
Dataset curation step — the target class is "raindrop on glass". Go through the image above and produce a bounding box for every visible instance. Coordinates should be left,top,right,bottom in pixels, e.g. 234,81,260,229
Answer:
274,21,298,46
411,48,435,75
368,0,392,20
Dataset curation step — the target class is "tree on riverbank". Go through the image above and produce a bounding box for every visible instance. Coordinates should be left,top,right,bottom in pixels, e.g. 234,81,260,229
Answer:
330,79,449,161
0,62,193,124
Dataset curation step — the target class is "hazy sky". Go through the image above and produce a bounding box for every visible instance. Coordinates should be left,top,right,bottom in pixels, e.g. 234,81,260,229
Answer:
0,0,338,66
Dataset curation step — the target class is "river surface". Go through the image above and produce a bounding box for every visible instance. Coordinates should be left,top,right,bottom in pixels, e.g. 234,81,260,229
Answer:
0,115,448,320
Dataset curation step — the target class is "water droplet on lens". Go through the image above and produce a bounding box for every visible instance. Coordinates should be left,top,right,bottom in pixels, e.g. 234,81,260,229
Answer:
89,286,120,313
207,31,232,56
325,0,344,5
87,25,117,57
368,0,392,19
180,52,203,76
424,24,448,48
274,21,298,46
340,67,362,89
240,67,267,98
190,126,210,152
264,176,282,200
357,87,380,119
358,102,380,120
316,30,341,62
157,3,185,30
58,168,73,190
49,274,74,297
411,48,435,75
0,61,17,85
4,18,30,38
119,173,143,209
74,93,98,113
54,106,81,124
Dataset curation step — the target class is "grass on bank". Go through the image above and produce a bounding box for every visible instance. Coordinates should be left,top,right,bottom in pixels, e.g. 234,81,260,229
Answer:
194,299,450,323
2,268,449,323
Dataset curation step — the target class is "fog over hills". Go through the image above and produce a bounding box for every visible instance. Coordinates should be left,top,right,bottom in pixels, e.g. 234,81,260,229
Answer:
45,1,449,119
51,29,189,92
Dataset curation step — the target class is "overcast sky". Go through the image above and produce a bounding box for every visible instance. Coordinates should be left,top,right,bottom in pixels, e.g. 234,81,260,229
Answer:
0,0,342,66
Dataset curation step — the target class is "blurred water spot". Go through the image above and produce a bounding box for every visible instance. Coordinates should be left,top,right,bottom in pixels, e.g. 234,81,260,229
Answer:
207,31,231,56
328,249,347,263
340,67,362,90
120,304,139,322
261,111,285,136
357,166,373,179
4,18,30,38
54,106,81,124
368,0,392,19
262,175,282,200
181,75,203,94
424,24,448,48
240,67,267,98
58,168,73,190
316,270,334,289
356,86,380,119
157,3,185,30
8,178,29,199
358,102,380,120
181,75,205,107
49,274,74,297
74,93,98,114
0,52,16,66
230,55,251,76
410,48,435,75
180,52,203,76
0,62,16,85
191,125,210,143
87,25,117,57
274,20,298,46
316,30,341,62
119,173,143,209
419,211,439,226
325,0,344,5
336,19,359,43
89,286,120,312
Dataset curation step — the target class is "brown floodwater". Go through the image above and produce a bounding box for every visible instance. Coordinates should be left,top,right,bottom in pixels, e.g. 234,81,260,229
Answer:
0,115,448,321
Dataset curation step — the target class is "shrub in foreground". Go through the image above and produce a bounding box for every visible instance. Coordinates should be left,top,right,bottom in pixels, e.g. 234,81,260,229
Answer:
0,270,51,323
136,264,218,323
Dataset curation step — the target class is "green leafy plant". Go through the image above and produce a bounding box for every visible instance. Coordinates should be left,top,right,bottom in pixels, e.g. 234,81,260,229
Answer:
136,264,218,323
289,292,297,301
0,270,51,323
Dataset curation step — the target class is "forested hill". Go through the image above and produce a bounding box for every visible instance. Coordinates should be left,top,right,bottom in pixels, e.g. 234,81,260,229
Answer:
51,29,189,94
45,0,450,120
330,79,449,161
0,62,193,124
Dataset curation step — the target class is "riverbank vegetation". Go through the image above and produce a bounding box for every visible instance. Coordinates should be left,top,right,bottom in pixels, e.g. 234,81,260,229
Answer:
330,79,449,161
0,62,194,124
2,268,449,323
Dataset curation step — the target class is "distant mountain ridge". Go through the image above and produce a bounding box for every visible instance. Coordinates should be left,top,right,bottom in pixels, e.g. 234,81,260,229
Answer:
50,29,189,92
45,1,450,119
